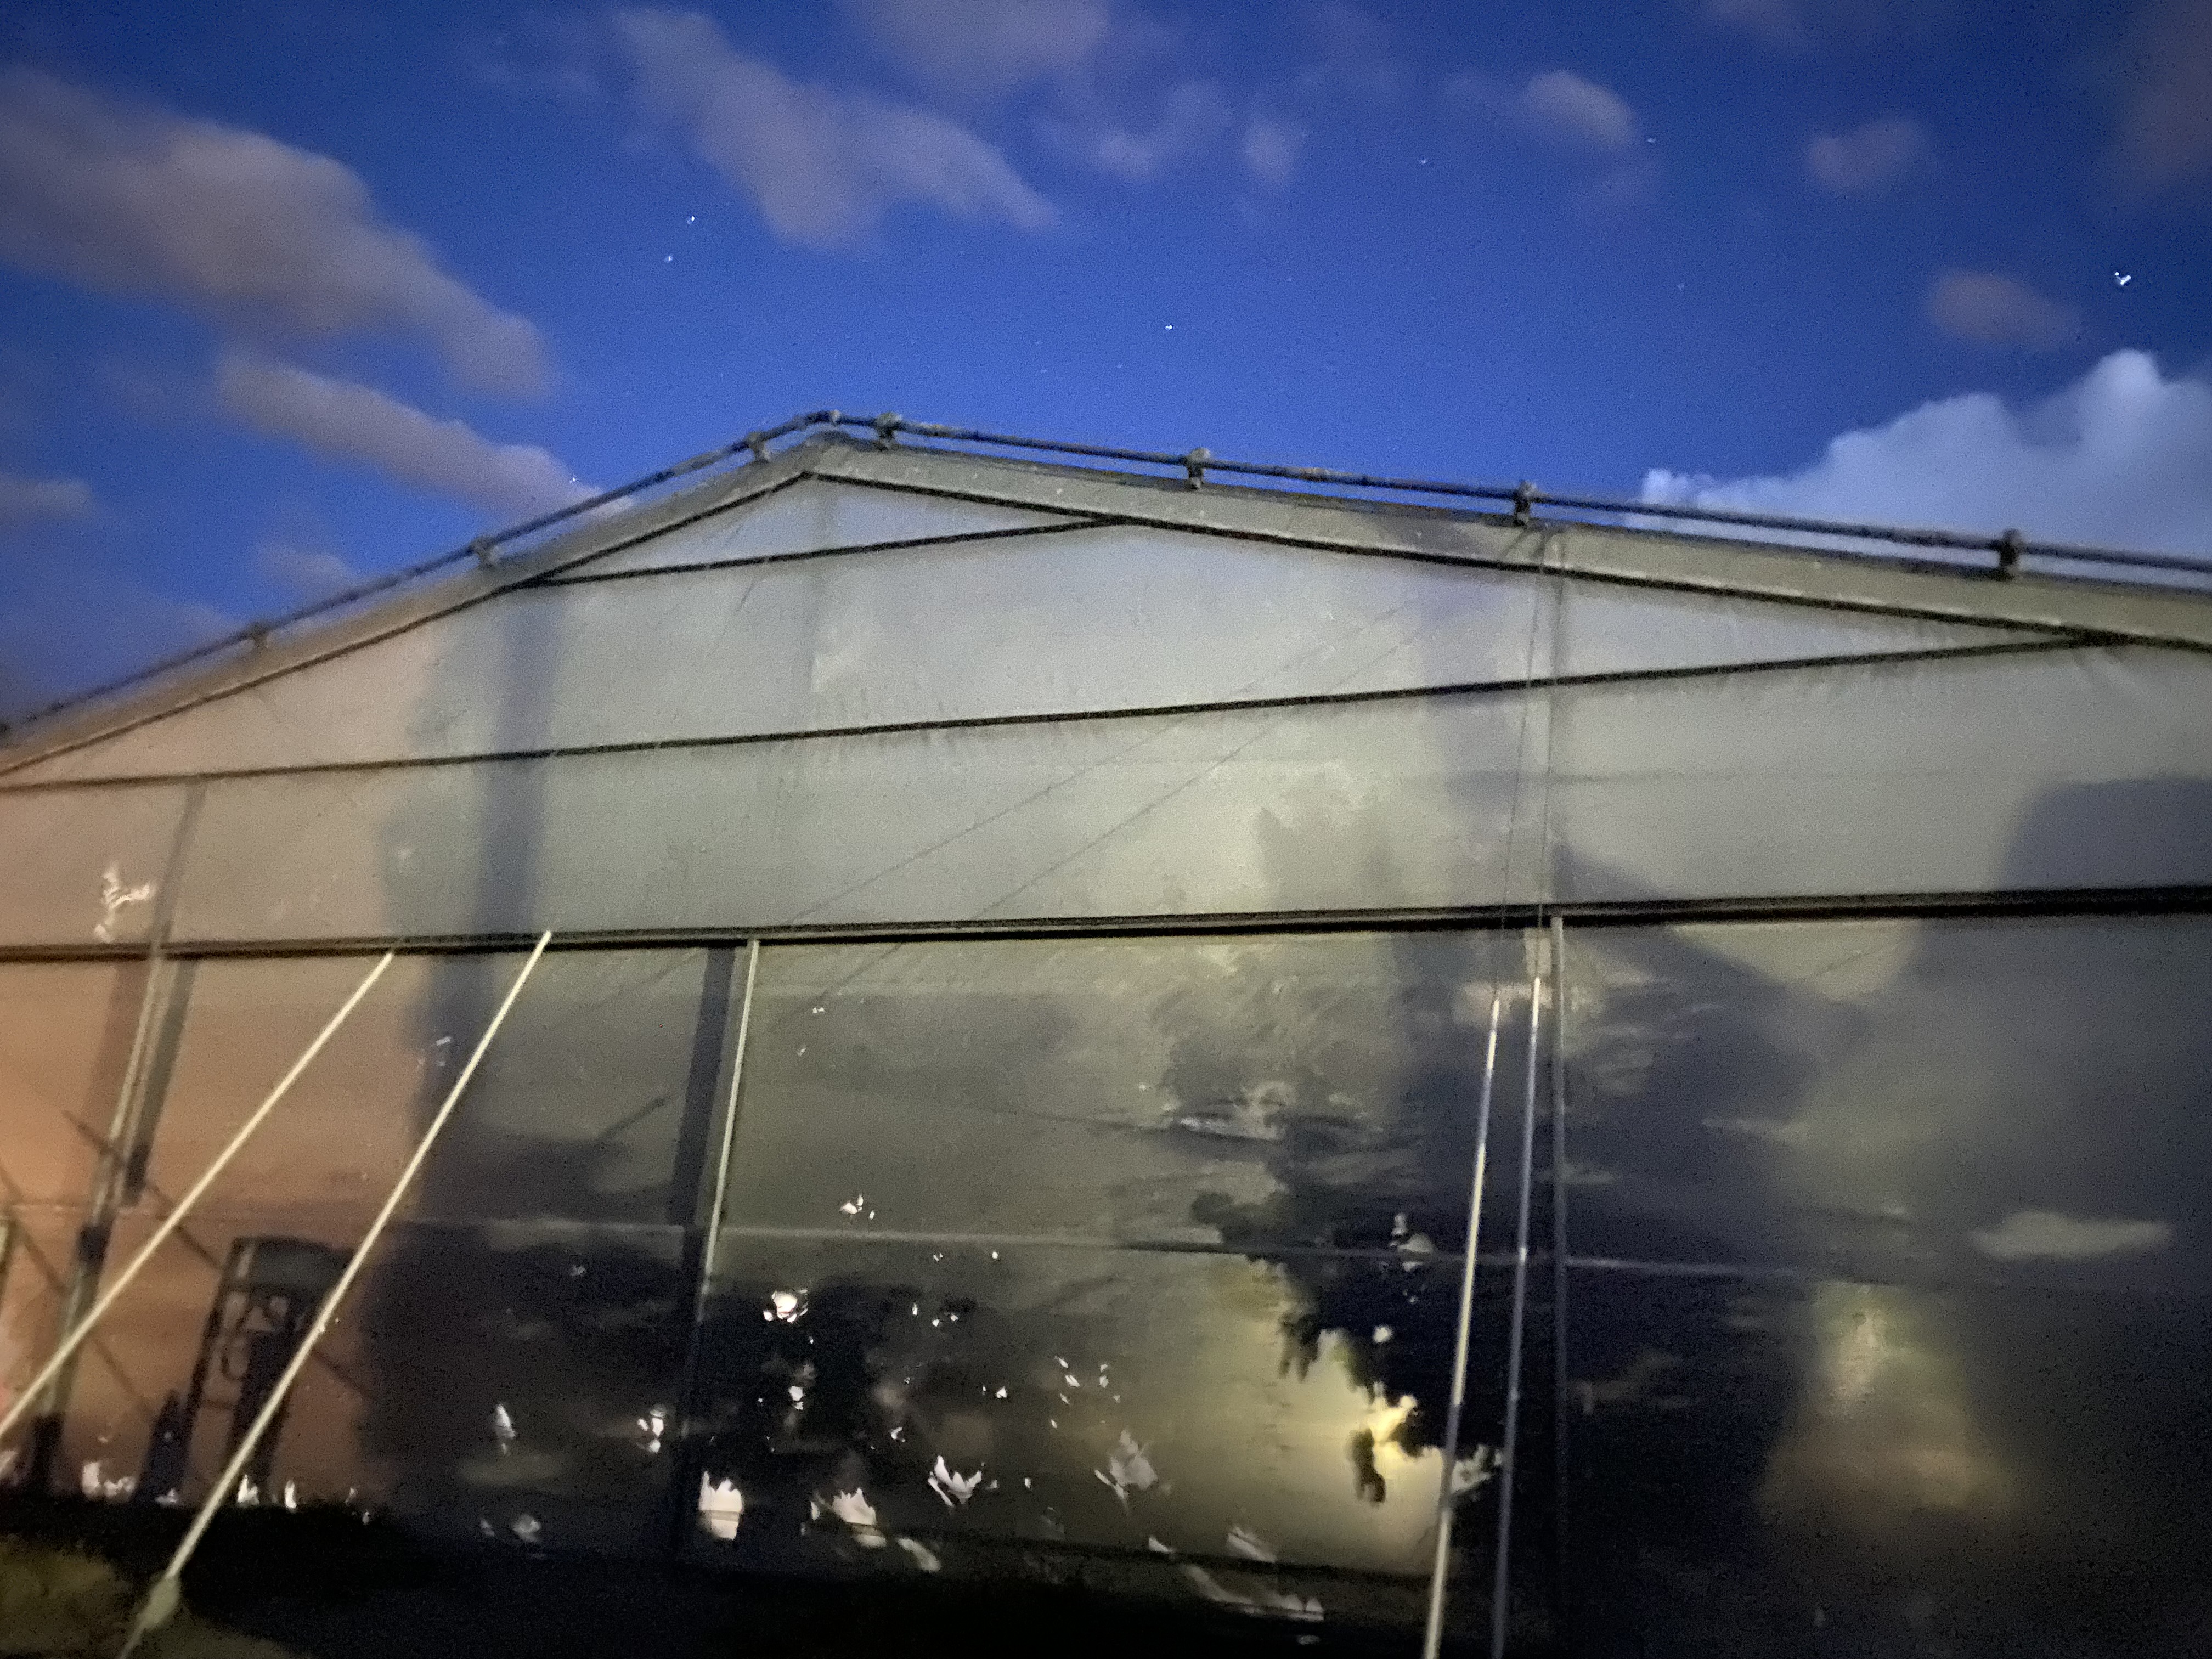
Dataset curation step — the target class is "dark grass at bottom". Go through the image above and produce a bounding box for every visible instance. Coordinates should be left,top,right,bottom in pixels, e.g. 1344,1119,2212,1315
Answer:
0,1498,1436,1659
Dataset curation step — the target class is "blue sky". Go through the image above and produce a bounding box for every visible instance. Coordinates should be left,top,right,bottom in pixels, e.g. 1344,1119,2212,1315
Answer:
1,0,2208,713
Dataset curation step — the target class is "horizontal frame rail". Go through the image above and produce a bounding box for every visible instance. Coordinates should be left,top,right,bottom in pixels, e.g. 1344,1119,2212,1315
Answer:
3,883,2211,964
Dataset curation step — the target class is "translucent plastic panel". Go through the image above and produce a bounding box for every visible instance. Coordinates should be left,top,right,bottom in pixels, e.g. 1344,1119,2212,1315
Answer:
0,782,187,945
1556,579,2035,676
1552,645,2212,900
134,950,726,1229
0,1209,79,1444
688,1238,1489,1592
567,477,1080,577
0,960,146,1211
723,933,1536,1254
169,692,1551,941
55,1211,688,1551
1563,1268,2210,1657
5,527,2030,789
1560,915,2212,1295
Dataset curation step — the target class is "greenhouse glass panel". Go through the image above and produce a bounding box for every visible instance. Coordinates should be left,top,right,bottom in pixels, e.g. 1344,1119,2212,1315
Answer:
562,476,1080,578
0,961,149,1212
721,933,1532,1254
168,692,1551,941
1559,1267,2209,1658
134,950,725,1229
1559,915,2212,1289
1550,645,2212,901
1553,580,2041,677
686,1238,1484,1589
1557,914,2212,1657
0,1209,81,1448
0,782,189,947
54,1209,690,1552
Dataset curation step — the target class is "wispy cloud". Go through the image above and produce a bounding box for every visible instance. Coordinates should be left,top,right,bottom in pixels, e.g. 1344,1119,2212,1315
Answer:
1518,70,1638,151
1924,268,2080,350
0,67,550,397
1807,115,1927,195
1049,78,1232,182
0,470,93,528
216,353,592,519
1241,115,1307,188
1703,0,1897,52
1641,348,2212,557
1448,67,1653,204
838,0,1113,98
256,535,361,600
2107,0,2212,198
616,8,1054,248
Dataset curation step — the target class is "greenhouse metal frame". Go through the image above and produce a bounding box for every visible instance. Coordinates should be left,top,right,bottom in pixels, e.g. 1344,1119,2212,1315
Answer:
0,417,2205,1656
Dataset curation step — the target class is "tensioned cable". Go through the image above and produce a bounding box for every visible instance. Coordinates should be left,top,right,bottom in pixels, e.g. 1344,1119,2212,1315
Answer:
1420,988,1503,1657
119,932,551,1657
1419,519,1559,1656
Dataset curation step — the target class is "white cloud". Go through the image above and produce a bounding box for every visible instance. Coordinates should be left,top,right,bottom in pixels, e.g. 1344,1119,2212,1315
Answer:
1968,1210,2172,1262
1807,115,1926,194
1703,0,1894,50
216,353,593,520
1518,70,1638,151
1641,348,2212,558
0,471,93,528
0,68,550,397
256,535,360,599
615,8,1054,248
1924,268,2079,351
2109,0,2212,197
1241,115,1306,188
1056,78,1232,182
839,0,1113,97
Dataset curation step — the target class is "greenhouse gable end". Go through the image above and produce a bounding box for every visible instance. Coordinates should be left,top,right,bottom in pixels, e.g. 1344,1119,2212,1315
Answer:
1,426,2206,1656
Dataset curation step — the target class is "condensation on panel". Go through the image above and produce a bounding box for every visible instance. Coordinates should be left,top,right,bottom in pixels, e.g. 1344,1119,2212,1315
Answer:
136,950,723,1231
1551,644,2212,901
1558,914,2212,1296
0,781,187,946
723,933,1535,1255
3,524,2038,792
0,960,146,1214
686,1238,1493,1595
1561,1266,2211,1658
562,477,1081,578
166,691,1551,941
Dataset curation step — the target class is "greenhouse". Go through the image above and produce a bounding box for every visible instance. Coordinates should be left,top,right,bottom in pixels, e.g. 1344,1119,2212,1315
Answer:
0,414,2206,1656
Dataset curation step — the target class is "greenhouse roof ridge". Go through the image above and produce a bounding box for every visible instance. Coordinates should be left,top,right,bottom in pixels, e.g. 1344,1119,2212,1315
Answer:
5,407,2210,746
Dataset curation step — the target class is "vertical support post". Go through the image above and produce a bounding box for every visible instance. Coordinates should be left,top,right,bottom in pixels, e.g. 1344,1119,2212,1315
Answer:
1549,914,1571,1619
121,933,551,1656
21,783,204,1488
1419,982,1506,1659
667,939,761,1550
1489,974,1544,1659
